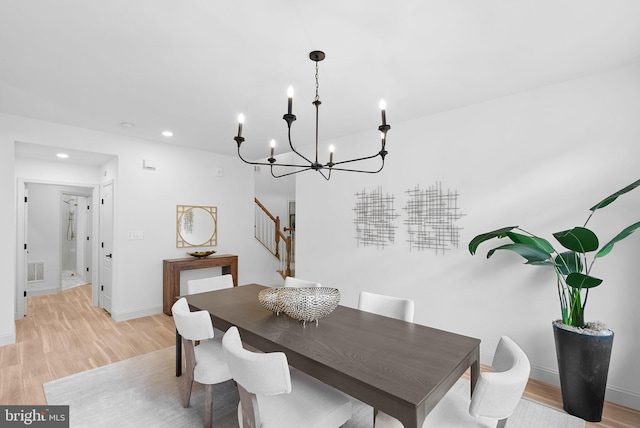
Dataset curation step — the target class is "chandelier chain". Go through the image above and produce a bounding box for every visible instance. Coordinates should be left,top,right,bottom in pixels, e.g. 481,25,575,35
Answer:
315,61,320,102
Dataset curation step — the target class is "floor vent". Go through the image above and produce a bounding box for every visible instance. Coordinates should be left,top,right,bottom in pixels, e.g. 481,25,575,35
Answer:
27,261,45,282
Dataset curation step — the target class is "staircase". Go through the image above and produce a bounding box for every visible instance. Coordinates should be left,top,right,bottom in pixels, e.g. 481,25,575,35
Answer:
254,198,294,278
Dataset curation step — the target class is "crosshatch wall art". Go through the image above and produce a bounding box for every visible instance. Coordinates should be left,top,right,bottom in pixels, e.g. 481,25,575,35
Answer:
352,182,465,253
353,187,399,249
403,182,465,253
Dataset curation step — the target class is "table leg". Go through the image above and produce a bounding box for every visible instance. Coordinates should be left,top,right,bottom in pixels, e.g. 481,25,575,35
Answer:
470,346,480,396
175,329,182,377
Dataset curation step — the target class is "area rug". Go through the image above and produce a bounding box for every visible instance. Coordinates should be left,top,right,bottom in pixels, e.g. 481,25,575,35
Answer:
44,347,584,428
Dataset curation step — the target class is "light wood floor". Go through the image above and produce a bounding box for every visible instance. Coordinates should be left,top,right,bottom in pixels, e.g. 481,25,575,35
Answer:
0,284,175,405
1,284,638,427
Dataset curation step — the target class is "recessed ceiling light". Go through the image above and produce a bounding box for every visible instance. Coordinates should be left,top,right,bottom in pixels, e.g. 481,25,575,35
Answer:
162,130,173,137
56,153,69,159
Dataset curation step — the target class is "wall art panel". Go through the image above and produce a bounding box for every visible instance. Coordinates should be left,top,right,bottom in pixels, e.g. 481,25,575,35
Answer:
403,182,465,253
353,187,399,249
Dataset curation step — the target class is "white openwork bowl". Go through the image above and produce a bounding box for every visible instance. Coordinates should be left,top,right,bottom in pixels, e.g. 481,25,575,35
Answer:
258,288,282,313
281,287,340,324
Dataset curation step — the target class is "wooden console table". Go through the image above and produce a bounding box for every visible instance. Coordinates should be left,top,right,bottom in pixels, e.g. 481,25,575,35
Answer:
162,254,238,315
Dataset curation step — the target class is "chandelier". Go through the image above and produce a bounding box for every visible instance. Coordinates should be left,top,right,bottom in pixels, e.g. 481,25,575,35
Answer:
234,51,390,180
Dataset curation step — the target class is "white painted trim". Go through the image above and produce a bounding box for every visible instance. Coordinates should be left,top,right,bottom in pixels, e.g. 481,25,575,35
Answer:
0,331,16,347
605,385,640,412
26,288,60,297
110,305,163,322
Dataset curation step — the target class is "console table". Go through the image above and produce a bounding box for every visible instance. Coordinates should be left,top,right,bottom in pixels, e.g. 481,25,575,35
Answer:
162,254,238,315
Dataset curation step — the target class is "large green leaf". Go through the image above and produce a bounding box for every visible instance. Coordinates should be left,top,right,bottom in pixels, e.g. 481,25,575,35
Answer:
468,226,518,255
596,221,640,258
528,260,556,266
565,272,603,289
487,243,552,263
553,227,599,253
506,232,555,253
555,251,582,274
589,179,640,211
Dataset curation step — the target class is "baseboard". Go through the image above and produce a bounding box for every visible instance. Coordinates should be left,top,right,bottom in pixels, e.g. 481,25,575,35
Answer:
0,331,16,347
111,305,163,322
602,385,640,412
26,287,59,297
529,364,561,388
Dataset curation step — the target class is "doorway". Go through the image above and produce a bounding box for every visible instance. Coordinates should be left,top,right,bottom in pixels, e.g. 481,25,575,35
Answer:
60,193,92,290
16,181,100,319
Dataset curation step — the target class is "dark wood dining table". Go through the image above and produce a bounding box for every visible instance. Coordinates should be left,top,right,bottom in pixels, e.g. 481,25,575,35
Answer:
184,284,481,428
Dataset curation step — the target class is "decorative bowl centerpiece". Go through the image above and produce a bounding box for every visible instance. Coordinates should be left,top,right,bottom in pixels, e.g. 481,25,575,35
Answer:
258,288,282,313
186,250,216,258
259,287,340,325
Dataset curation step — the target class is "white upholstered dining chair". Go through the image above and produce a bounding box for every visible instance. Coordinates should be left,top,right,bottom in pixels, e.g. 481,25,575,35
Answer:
187,273,234,295
357,291,415,322
358,290,415,423
283,276,321,288
222,326,353,428
172,297,233,428
375,336,531,428
186,274,234,338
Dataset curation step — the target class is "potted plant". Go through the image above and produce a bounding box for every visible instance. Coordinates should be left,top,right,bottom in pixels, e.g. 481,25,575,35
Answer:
468,179,640,422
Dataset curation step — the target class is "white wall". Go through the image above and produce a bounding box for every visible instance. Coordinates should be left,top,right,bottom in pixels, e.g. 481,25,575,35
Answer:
295,62,640,410
0,133,15,346
0,113,277,346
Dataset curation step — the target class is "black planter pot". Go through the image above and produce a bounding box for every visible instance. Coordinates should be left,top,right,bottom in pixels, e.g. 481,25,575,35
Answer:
553,322,614,422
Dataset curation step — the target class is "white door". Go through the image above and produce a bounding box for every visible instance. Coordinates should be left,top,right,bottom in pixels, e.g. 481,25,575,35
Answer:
84,196,92,286
18,185,29,317
100,181,114,313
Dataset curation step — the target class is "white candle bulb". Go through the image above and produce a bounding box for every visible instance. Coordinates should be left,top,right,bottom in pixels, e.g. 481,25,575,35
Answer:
379,99,387,126
287,86,294,114
237,113,245,138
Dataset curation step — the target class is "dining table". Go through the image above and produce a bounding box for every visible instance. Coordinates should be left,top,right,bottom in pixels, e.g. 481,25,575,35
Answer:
183,283,481,428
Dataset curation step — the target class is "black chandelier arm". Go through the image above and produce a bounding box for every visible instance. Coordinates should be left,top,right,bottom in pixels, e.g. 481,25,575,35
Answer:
328,149,387,168
326,157,385,174
283,120,316,166
318,169,331,180
270,165,315,178
237,137,314,169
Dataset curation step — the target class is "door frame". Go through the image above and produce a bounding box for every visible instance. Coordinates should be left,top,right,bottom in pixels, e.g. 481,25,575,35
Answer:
99,180,114,313
16,178,101,319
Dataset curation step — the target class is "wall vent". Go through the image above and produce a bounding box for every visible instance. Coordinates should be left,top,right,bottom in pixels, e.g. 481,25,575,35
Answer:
27,261,45,282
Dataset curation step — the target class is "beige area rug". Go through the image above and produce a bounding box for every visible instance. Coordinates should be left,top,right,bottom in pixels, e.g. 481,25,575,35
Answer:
44,347,584,428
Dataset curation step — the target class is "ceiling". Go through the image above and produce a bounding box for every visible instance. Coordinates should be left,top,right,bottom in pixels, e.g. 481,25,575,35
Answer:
2,1,640,161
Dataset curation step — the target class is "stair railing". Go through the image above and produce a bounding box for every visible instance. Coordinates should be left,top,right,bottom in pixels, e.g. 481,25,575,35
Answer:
254,198,293,277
